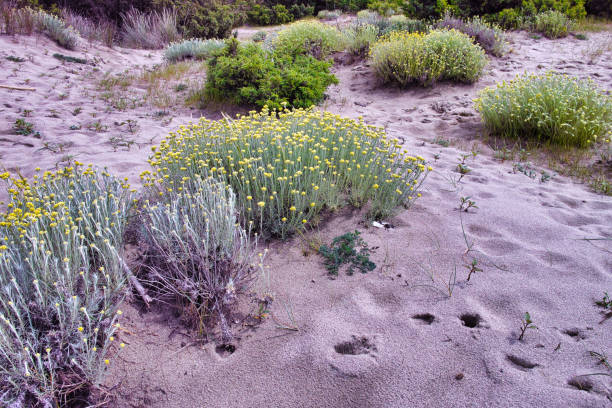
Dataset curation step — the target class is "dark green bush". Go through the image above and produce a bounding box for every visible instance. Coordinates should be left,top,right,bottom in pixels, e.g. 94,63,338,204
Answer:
585,0,612,16
204,38,337,109
493,7,524,29
247,3,294,25
181,2,242,38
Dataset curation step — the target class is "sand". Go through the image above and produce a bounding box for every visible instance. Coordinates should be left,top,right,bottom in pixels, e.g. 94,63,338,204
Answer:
1,29,611,407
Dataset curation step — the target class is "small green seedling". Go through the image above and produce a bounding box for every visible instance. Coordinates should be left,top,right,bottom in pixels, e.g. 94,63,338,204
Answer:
459,196,478,212
14,118,34,135
457,163,471,175
72,107,82,116
465,259,482,281
596,292,611,309
518,312,537,341
174,83,188,92
318,230,376,276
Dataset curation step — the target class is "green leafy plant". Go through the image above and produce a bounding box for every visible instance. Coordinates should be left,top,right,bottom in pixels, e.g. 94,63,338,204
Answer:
272,20,343,59
34,9,80,50
459,196,478,212
318,230,376,275
596,292,611,309
5,55,25,62
13,118,34,135
465,258,482,281
518,312,538,341
475,72,612,148
203,38,337,110
342,23,379,56
370,29,487,87
532,9,573,38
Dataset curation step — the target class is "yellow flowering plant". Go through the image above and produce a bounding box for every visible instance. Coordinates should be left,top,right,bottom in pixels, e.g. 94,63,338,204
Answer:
475,72,612,148
369,29,487,86
143,107,431,238
0,164,132,406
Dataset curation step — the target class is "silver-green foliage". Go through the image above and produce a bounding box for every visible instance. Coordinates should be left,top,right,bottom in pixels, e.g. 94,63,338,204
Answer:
164,38,225,63
142,176,259,340
0,166,132,406
34,10,80,49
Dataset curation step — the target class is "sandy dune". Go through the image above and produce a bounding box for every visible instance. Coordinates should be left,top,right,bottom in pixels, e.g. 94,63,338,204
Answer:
1,29,611,407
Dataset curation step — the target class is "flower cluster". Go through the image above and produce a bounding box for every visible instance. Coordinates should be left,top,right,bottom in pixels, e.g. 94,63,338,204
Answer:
475,72,612,148
142,107,431,238
0,163,133,406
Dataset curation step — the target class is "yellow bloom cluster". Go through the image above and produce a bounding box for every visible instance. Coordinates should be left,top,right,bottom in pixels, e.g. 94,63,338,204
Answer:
143,107,431,238
475,72,612,148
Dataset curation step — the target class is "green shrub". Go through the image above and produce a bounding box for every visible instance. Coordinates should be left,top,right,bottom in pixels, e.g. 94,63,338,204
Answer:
203,38,337,109
164,38,225,62
0,164,132,406
319,230,376,275
247,3,294,25
521,0,586,19
436,14,507,56
180,2,243,39
385,14,429,34
370,29,487,86
143,108,431,238
532,9,573,38
493,8,524,30
273,20,343,59
342,23,379,55
367,0,403,16
475,72,612,148
141,175,259,339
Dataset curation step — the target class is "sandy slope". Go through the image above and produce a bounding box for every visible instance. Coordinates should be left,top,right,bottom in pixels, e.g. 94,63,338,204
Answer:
1,30,611,407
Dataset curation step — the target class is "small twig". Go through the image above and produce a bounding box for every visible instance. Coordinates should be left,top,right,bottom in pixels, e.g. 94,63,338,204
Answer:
120,258,152,307
0,84,36,91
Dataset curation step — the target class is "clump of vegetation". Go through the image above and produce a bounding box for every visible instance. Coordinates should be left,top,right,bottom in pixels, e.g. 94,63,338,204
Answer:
317,9,342,20
120,8,181,49
164,38,225,62
342,23,379,55
596,292,611,309
252,30,267,42
0,164,133,406
475,72,612,148
53,52,87,64
14,118,34,135
141,175,261,340
142,107,431,238
203,38,337,109
34,9,81,49
370,29,487,86
5,55,26,62
319,230,376,275
385,14,429,34
532,9,573,38
436,13,507,56
272,20,343,59
248,3,294,25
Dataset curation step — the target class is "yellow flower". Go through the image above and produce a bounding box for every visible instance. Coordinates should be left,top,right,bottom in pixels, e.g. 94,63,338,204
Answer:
257,201,265,208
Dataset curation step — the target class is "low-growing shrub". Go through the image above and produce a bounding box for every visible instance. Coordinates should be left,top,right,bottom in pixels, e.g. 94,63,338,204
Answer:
532,9,573,38
203,38,337,109
319,230,376,275
120,8,180,49
475,72,612,148
437,13,507,56
370,29,487,86
142,107,431,238
248,3,294,25
0,164,133,406
35,9,81,49
356,9,391,32
164,38,225,62
342,23,379,55
385,14,429,34
252,30,268,42
273,20,343,59
141,176,260,340
367,0,403,16
493,8,524,30
317,9,342,19
179,1,244,39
